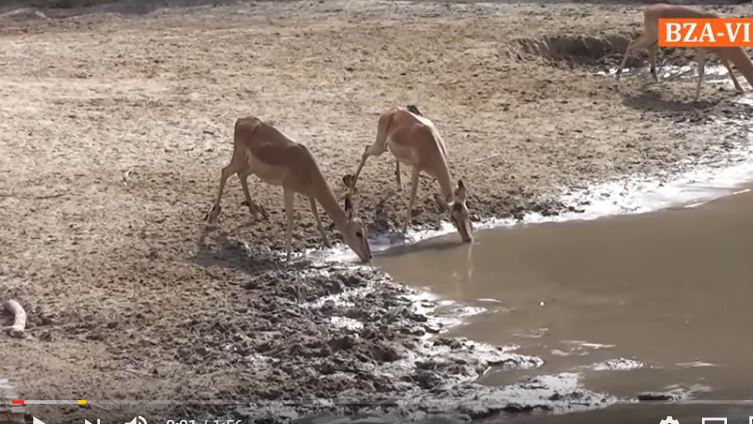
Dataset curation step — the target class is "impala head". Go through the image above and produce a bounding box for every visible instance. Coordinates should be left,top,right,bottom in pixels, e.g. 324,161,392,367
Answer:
448,179,473,243
342,194,372,263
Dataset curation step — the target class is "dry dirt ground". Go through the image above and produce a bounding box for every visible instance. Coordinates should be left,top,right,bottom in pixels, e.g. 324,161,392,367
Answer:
1,0,753,422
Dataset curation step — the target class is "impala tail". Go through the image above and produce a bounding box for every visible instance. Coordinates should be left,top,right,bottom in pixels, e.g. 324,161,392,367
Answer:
406,104,423,116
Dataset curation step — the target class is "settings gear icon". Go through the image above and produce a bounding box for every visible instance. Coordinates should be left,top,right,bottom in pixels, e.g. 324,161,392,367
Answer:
660,416,680,424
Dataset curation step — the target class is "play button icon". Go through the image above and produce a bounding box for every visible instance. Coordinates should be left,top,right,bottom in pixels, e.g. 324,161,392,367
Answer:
32,418,45,424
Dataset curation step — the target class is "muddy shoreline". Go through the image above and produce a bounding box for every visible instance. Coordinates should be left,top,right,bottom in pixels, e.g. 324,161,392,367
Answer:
1,0,753,423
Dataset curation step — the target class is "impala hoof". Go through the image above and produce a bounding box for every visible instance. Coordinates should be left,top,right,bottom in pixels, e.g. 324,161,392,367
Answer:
206,205,221,224
242,200,269,221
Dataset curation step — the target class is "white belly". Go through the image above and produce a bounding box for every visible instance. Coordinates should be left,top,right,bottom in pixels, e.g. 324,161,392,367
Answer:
247,152,286,186
387,138,418,166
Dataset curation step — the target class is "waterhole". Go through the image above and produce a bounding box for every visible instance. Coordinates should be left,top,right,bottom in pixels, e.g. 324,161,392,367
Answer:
375,183,753,422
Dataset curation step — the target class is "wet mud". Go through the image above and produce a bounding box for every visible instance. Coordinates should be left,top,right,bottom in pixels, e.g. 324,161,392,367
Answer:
376,183,753,423
6,239,613,423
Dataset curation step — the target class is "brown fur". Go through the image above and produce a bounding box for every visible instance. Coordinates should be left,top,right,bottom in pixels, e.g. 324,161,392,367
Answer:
348,106,473,242
233,117,327,194
207,116,372,262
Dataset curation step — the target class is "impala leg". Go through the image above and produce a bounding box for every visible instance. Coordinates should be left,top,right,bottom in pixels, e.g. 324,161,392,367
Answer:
648,42,659,82
350,141,389,192
722,57,743,92
349,149,370,192
616,36,651,84
206,162,240,223
284,188,295,262
309,196,331,248
695,48,708,102
239,170,268,220
616,38,638,82
402,167,420,234
395,159,403,191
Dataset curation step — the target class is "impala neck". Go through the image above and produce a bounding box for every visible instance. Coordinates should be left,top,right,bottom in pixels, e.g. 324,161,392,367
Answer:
311,173,349,229
435,160,455,204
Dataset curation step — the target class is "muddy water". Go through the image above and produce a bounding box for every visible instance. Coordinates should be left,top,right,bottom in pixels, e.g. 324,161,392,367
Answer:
376,185,753,422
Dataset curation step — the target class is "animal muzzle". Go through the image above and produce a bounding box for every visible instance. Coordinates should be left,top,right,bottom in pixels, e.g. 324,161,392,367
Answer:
452,217,473,243
360,242,373,263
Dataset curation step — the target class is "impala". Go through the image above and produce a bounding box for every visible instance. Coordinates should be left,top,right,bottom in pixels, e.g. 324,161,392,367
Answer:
206,117,372,263
616,3,753,101
346,105,472,243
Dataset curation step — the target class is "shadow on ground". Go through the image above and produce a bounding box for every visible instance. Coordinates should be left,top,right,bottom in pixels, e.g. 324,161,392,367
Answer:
621,90,717,113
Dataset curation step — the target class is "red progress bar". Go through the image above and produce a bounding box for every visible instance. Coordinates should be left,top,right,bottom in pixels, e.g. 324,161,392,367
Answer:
11,400,24,405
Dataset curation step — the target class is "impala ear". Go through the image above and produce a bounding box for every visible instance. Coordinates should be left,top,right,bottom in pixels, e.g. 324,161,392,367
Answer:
343,173,358,196
344,195,355,219
455,179,467,202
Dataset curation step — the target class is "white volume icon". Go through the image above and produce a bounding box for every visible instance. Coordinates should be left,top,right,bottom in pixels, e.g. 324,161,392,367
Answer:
126,417,147,424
